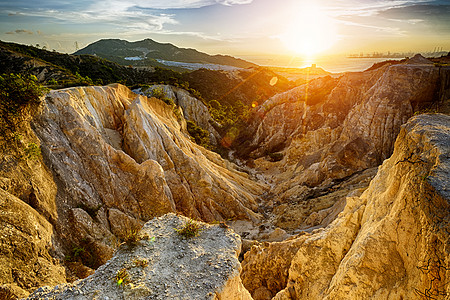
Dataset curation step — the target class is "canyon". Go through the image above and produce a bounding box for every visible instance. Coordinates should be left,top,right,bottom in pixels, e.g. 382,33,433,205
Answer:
0,55,449,299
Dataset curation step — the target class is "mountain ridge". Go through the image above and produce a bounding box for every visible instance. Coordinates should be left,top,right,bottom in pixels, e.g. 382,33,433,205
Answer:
74,38,257,69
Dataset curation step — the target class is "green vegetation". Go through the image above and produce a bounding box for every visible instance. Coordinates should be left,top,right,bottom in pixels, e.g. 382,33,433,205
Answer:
175,218,203,238
74,38,256,69
0,73,46,138
0,40,184,88
24,142,41,160
1,41,294,156
65,238,103,269
186,120,211,149
115,268,130,287
47,78,58,85
122,227,142,248
66,245,86,262
133,258,149,268
147,87,175,106
74,72,94,86
207,99,251,130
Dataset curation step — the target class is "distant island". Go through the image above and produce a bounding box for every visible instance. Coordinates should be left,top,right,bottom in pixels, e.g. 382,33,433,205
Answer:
348,50,448,59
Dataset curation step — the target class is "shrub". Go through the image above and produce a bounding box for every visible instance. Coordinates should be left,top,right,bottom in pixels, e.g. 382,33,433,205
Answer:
175,218,203,238
75,72,93,86
186,120,211,149
150,87,174,106
122,227,141,248
115,268,130,287
65,238,102,269
47,78,58,85
0,73,46,137
24,142,41,160
69,245,86,261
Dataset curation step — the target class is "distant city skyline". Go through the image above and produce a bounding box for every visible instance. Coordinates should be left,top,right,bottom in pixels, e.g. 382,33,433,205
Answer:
1,0,449,60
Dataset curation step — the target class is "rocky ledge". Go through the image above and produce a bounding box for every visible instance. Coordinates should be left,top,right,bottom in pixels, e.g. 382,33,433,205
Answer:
27,213,251,300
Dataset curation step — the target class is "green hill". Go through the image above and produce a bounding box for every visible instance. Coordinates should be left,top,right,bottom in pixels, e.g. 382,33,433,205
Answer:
74,38,257,69
0,40,182,87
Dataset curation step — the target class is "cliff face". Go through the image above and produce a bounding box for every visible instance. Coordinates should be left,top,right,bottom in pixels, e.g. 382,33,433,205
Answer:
0,83,267,297
27,214,252,300
236,58,441,203
30,83,264,265
241,114,450,299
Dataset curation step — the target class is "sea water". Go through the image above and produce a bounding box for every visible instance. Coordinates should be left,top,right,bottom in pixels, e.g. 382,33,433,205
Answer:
239,55,404,73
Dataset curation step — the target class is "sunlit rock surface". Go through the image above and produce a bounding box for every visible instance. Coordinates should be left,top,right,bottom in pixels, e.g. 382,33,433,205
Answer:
236,58,441,202
1,55,449,299
134,84,221,144
28,84,265,284
242,114,450,299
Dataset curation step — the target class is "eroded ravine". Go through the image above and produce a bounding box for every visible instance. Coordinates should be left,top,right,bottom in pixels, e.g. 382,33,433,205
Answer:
1,55,449,299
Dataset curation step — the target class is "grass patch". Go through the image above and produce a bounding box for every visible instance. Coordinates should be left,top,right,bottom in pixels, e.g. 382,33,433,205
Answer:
0,73,46,141
24,142,41,160
133,258,149,268
121,227,142,248
175,218,203,238
115,268,130,287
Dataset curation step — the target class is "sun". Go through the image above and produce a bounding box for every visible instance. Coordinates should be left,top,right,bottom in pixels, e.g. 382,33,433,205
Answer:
279,2,338,57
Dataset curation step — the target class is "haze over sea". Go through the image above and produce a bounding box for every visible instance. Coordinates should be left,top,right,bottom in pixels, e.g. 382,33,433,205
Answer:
241,55,403,73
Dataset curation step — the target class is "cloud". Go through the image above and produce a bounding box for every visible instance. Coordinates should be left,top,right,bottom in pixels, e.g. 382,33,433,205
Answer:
11,6,179,33
5,29,33,35
2,0,254,12
0,0,253,40
378,3,450,20
215,0,253,6
324,0,450,39
325,0,432,17
121,0,254,9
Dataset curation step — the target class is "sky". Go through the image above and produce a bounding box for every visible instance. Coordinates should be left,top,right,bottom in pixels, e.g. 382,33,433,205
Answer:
1,0,449,60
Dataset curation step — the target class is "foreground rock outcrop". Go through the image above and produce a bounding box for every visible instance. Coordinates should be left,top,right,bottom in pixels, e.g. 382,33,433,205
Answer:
27,213,252,300
241,114,450,299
